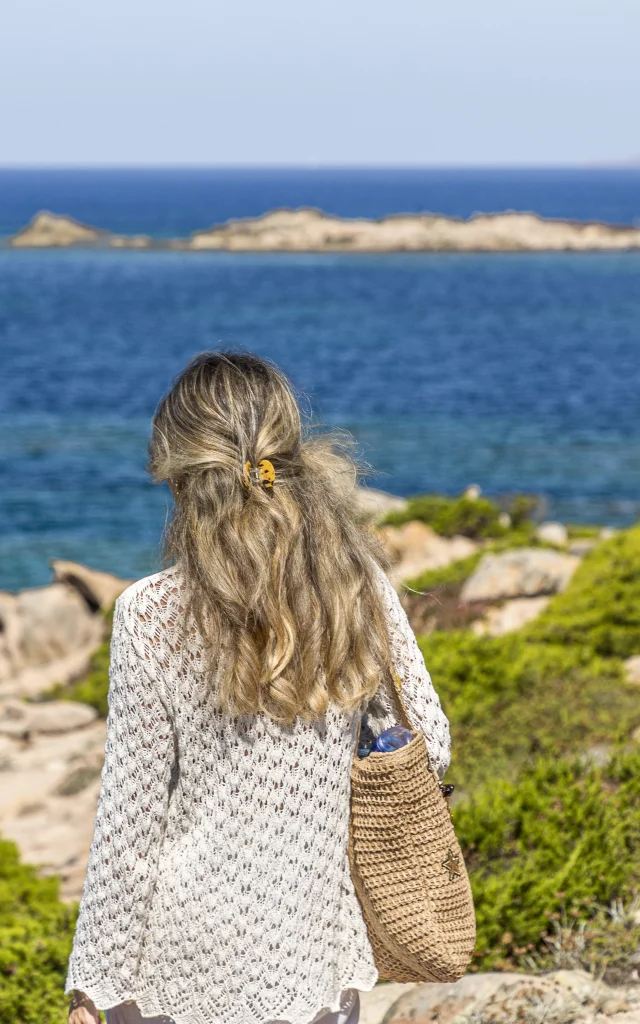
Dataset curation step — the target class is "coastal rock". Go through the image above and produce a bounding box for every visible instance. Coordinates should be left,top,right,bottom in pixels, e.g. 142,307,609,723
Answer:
50,558,133,611
461,548,580,603
472,595,550,636
0,643,102,701
354,487,408,522
8,208,640,252
535,521,569,546
0,716,107,900
624,656,640,686
569,538,598,557
381,969,639,1024
0,582,105,697
463,484,482,501
359,985,417,1024
0,698,97,736
0,583,104,681
8,211,152,249
187,208,640,253
9,211,107,248
378,521,478,586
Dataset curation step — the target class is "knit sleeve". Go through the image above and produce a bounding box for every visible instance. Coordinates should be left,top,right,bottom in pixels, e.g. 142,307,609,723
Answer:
65,590,175,1004
366,564,451,779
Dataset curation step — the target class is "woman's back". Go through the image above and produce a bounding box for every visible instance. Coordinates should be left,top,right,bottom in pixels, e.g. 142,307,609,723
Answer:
66,561,450,1024
65,351,451,1024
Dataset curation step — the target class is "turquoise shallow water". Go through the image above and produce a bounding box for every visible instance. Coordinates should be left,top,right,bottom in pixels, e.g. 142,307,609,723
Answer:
2,244,640,592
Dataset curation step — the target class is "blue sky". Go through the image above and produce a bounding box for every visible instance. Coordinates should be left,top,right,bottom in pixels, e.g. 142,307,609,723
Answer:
2,0,638,166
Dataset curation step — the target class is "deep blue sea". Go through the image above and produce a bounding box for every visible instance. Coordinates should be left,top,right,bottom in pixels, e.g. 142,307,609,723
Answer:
1,168,640,592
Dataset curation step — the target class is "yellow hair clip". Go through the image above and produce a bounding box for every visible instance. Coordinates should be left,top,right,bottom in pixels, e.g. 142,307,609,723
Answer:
243,459,276,490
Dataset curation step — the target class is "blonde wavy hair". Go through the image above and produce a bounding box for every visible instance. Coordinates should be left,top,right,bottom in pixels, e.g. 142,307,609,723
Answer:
147,351,393,724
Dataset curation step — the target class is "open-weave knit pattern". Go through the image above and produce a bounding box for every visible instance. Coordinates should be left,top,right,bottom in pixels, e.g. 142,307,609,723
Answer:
349,732,475,984
65,562,451,1024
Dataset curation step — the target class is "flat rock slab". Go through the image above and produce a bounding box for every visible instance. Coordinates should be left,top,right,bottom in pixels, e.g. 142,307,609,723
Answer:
0,698,97,735
461,548,580,603
0,582,105,685
382,969,640,1024
0,717,107,899
473,596,550,636
359,985,416,1024
379,521,478,587
624,655,640,686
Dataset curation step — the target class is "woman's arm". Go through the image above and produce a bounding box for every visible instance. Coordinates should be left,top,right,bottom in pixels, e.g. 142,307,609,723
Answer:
366,565,451,779
65,589,175,1007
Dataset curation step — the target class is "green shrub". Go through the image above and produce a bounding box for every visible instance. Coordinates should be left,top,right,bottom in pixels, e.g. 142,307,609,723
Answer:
456,749,640,972
384,494,507,538
529,526,640,658
0,839,76,1024
419,524,640,790
421,631,637,792
383,490,542,540
566,524,601,540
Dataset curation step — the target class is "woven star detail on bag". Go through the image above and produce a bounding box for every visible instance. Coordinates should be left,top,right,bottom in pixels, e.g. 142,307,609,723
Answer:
442,848,461,881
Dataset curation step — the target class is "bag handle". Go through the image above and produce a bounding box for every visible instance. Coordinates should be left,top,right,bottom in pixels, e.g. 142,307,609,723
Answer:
357,669,432,770
388,670,414,731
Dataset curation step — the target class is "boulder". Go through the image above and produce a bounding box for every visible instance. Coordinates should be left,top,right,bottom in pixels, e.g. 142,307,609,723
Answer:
354,488,408,522
50,559,133,611
0,716,107,900
382,969,636,1024
0,642,100,700
569,539,598,557
378,521,478,587
472,595,550,636
461,548,580,603
624,655,640,686
0,698,97,736
0,582,105,694
463,484,482,501
535,521,568,546
359,985,417,1024
0,583,104,683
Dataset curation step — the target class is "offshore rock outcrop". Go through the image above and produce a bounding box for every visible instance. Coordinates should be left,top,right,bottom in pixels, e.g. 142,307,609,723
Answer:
8,207,640,252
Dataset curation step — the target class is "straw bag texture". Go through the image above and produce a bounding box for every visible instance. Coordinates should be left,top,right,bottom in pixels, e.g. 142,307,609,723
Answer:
348,680,476,983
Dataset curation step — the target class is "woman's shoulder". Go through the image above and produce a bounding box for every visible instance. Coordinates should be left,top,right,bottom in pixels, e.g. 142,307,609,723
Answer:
115,563,186,618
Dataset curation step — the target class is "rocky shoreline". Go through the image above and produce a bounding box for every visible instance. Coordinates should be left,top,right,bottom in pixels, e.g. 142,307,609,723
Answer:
7,207,640,252
0,492,628,901
5,492,640,1023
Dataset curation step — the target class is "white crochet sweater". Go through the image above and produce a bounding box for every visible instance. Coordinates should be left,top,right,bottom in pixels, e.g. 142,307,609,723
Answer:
65,562,451,1024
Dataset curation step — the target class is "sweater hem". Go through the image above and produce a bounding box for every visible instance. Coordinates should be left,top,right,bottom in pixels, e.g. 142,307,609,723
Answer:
64,967,380,1024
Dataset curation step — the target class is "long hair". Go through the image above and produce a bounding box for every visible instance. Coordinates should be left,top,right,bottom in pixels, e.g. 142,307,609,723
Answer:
147,351,392,724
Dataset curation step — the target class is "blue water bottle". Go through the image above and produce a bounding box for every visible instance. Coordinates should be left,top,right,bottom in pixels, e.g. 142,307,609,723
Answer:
372,725,414,752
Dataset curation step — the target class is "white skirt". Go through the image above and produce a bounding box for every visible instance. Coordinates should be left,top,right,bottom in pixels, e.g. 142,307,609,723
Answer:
104,989,360,1024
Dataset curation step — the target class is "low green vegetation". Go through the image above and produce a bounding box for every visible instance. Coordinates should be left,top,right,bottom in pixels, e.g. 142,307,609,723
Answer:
456,749,640,976
383,490,539,540
422,631,635,793
528,526,640,658
0,839,75,1024
17,519,640,994
422,527,640,792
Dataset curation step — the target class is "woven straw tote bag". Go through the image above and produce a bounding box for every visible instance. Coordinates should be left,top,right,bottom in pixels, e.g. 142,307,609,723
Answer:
348,675,476,983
